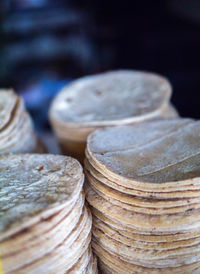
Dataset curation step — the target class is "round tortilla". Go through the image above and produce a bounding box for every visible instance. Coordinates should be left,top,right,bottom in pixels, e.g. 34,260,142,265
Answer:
0,154,84,241
87,119,200,190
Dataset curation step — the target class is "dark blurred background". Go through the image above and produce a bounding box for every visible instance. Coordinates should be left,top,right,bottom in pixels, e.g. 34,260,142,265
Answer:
0,0,200,130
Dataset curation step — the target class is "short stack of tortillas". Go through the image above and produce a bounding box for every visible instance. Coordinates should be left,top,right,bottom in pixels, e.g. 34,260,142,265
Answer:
85,119,200,273
0,89,44,154
0,154,97,274
49,70,178,162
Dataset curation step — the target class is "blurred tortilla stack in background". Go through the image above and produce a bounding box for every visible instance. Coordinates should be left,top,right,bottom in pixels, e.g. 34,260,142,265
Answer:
49,70,178,162
0,89,45,154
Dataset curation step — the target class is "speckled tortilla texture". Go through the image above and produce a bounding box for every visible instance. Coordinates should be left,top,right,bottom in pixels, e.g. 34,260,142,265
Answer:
87,178,200,215
85,158,200,198
0,193,84,257
92,225,200,252
50,70,171,126
85,184,200,233
92,216,200,243
0,195,86,271
94,239,200,268
85,168,200,209
12,209,92,274
96,247,200,274
0,154,83,240
3,202,89,273
91,207,200,237
91,207,200,241
92,227,200,264
87,119,200,188
85,118,200,273
0,197,75,253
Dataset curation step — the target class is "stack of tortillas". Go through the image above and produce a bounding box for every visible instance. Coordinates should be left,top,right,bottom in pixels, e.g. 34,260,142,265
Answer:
49,70,178,162
85,119,200,273
0,154,97,274
0,89,44,154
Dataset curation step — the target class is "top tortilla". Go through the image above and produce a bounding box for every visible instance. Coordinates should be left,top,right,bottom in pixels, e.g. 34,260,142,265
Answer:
0,154,84,241
49,70,171,127
87,119,200,188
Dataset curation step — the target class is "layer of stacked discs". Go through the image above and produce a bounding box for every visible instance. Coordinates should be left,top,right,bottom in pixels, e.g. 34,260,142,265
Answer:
85,119,200,273
0,89,44,154
0,154,98,274
49,70,178,162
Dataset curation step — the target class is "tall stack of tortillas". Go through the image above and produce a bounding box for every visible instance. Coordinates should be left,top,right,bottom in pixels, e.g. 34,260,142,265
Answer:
49,70,178,162
0,154,97,274
85,119,200,273
0,89,44,154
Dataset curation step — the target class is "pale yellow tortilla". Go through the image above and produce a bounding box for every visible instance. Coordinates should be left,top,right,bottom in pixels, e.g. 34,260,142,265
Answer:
85,158,200,198
92,218,200,249
86,172,200,214
50,70,171,127
87,119,200,190
93,241,200,273
85,184,200,233
0,154,84,241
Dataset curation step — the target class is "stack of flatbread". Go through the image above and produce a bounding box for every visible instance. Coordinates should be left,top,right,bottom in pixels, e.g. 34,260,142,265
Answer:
85,119,200,273
0,154,97,274
49,70,178,162
0,89,44,154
